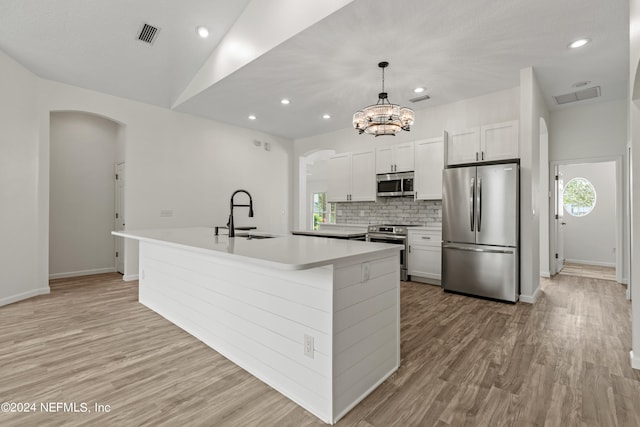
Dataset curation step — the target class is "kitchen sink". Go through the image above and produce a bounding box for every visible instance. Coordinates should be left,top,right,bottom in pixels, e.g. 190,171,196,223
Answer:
234,233,277,240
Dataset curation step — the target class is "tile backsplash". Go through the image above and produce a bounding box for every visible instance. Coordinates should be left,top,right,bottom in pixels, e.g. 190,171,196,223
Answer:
335,197,442,226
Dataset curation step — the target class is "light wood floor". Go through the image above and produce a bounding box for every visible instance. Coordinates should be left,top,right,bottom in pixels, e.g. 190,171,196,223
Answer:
559,261,617,282
1,273,638,426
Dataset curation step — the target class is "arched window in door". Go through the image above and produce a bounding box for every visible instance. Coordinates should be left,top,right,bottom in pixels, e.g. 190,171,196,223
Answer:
562,177,596,217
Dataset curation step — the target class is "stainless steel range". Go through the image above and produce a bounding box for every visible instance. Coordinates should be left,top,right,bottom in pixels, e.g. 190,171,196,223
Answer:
366,224,408,281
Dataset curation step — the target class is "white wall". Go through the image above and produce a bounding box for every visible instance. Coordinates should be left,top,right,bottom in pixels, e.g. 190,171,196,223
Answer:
549,99,629,282
0,47,294,304
539,120,550,277
49,112,119,278
519,67,549,303
560,162,617,266
0,50,48,306
550,99,628,161
293,87,521,229
629,0,640,370
38,80,294,279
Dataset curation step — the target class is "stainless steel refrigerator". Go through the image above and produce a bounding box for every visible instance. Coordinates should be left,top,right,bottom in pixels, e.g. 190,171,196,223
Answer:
442,163,519,302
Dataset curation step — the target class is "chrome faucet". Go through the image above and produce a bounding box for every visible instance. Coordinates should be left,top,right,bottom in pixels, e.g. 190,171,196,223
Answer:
227,189,254,237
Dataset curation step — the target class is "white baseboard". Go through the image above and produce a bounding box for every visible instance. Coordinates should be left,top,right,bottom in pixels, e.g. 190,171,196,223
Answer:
519,286,541,304
0,287,50,307
123,274,139,281
49,267,116,280
564,259,616,268
631,351,640,370
540,270,551,278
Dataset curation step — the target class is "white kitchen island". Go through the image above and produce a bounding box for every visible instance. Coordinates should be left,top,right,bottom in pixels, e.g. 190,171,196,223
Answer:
112,227,401,424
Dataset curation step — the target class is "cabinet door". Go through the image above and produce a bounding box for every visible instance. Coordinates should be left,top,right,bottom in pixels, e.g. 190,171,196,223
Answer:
375,146,394,174
480,120,518,161
327,153,351,202
350,150,376,201
414,137,444,200
408,246,442,279
394,142,415,172
447,127,480,166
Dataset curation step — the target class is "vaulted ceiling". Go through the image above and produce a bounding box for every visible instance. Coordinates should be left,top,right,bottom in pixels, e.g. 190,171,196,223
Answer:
0,0,629,139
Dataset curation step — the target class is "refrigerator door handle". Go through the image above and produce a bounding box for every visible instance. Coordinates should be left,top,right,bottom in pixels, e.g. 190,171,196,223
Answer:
477,178,482,232
470,177,475,231
443,244,514,254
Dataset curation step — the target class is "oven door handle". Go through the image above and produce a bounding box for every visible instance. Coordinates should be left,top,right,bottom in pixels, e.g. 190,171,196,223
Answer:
367,234,407,242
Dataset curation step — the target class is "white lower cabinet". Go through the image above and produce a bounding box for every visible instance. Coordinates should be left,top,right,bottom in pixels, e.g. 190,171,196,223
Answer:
407,229,442,285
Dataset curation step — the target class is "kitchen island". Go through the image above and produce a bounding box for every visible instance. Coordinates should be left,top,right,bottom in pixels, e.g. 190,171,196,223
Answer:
112,227,401,424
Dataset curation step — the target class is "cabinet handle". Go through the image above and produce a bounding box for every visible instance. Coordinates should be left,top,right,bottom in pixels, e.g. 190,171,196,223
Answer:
482,151,484,161
476,152,479,161
408,245,411,253
421,236,431,240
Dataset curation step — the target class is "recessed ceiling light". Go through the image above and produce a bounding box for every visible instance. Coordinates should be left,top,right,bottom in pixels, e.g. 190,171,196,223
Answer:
413,87,425,93
248,115,256,120
569,38,590,49
196,26,209,38
281,99,290,105
322,114,331,119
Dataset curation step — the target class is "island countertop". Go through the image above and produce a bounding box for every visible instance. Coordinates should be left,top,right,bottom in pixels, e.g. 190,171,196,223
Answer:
113,227,401,271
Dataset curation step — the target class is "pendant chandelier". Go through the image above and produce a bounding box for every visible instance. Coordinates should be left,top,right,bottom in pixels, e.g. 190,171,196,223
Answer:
353,61,415,137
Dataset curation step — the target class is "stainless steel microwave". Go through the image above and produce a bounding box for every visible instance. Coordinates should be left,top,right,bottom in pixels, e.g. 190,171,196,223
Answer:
376,172,414,197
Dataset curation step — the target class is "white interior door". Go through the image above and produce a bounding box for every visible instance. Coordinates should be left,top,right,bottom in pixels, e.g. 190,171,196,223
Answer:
115,163,125,274
554,166,565,273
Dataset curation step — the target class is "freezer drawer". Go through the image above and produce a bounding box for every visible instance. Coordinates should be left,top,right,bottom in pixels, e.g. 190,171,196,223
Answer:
442,244,518,302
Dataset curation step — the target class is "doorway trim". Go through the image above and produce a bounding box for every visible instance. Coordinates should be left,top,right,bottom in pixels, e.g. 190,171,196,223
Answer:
550,155,624,284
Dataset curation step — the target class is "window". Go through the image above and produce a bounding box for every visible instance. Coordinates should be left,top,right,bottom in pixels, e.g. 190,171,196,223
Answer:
562,177,596,217
312,192,335,230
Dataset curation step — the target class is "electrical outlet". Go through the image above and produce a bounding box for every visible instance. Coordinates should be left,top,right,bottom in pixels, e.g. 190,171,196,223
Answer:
362,263,370,282
304,334,314,359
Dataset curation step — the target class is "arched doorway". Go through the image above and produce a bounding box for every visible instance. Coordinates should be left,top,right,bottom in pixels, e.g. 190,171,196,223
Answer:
49,111,125,279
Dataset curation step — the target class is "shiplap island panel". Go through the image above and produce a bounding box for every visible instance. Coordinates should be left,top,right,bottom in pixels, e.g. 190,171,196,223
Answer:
113,227,401,424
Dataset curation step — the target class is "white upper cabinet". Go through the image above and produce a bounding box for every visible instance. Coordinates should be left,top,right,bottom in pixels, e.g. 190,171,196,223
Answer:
414,135,445,200
447,127,480,165
375,142,414,173
447,120,518,165
394,142,415,172
350,150,376,201
328,151,375,202
327,152,351,202
480,120,519,161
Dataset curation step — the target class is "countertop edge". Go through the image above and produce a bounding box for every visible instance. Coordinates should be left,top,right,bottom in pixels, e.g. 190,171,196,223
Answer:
113,230,401,271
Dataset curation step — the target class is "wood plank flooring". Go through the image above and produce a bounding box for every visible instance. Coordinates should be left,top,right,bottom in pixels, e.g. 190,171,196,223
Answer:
0,273,638,426
559,261,617,282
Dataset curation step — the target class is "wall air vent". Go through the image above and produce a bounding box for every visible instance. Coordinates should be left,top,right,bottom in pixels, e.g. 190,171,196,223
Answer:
409,94,431,103
553,86,601,105
138,23,159,45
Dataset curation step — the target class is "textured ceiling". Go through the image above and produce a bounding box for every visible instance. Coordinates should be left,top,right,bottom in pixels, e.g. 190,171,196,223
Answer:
0,0,630,140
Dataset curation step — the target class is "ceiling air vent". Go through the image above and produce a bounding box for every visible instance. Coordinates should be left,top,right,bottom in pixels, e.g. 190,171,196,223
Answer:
409,94,431,103
138,23,159,45
553,86,601,105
